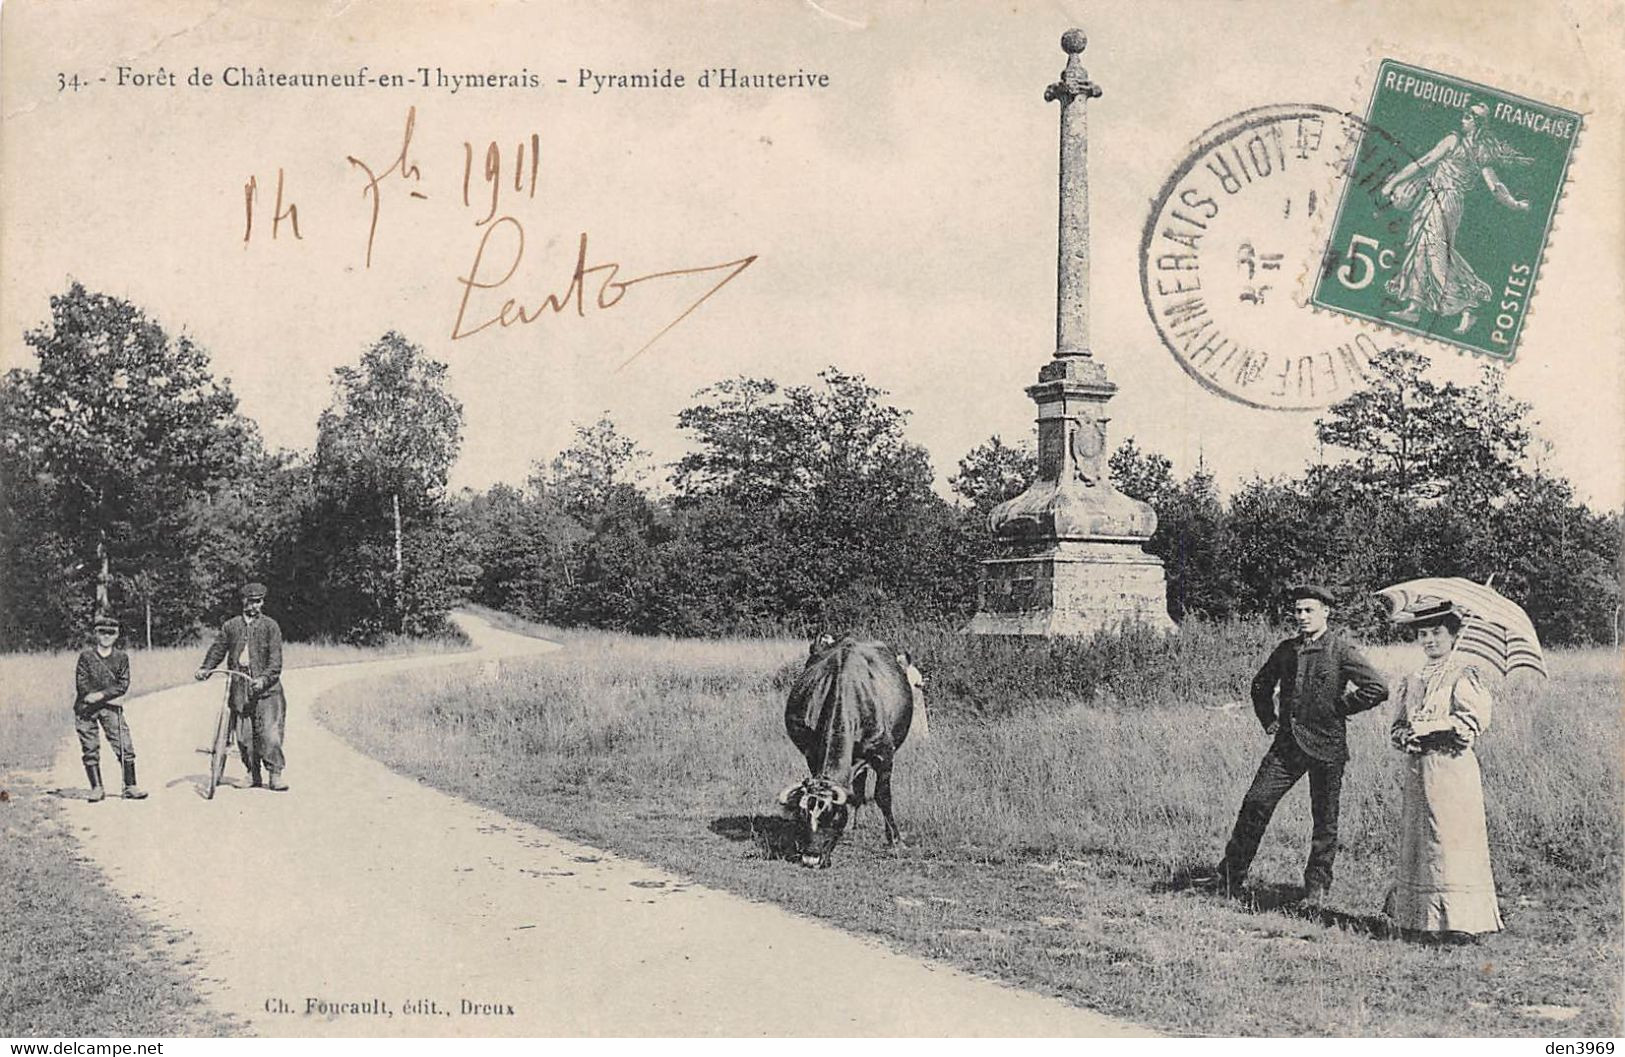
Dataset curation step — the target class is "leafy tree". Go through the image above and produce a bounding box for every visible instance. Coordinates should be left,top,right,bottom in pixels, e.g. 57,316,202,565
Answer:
1474,472,1622,645
672,377,802,507
438,353,1619,648
1305,344,1621,642
462,483,545,615
561,483,670,631
0,438,82,648
1224,476,1320,617
1108,436,1176,507
537,415,652,523
789,368,931,506
950,434,1036,519
510,416,655,624
648,497,796,634
1446,367,1534,508
1315,345,1531,506
666,367,949,632
310,331,464,637
317,331,462,519
674,368,931,506
1,283,259,644
398,510,479,637
1153,465,1234,621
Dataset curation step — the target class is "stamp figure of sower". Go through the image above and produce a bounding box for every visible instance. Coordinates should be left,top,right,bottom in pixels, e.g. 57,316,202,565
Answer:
1312,60,1581,359
1379,101,1531,335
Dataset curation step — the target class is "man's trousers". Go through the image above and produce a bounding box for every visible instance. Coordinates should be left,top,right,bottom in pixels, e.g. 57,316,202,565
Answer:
1220,736,1345,890
236,692,286,774
76,705,135,764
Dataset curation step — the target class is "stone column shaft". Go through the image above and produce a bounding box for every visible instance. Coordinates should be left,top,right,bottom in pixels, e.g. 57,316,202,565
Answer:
1057,91,1090,358
1046,29,1102,360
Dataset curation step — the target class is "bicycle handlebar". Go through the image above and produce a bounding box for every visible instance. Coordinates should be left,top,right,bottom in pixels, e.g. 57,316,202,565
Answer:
201,667,255,681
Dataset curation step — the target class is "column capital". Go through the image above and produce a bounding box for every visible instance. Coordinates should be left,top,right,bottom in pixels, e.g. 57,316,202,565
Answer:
1044,29,1102,103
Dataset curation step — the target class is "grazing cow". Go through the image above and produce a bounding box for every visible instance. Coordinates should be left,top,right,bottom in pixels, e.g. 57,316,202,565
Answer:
779,635,915,868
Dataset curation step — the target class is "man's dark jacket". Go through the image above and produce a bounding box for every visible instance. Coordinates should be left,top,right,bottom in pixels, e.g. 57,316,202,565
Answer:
1251,629,1389,762
201,615,285,713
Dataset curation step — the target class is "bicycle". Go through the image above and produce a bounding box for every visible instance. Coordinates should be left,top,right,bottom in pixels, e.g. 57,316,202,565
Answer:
198,667,254,799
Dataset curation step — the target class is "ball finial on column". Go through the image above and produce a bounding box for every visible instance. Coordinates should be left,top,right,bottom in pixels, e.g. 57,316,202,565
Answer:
1047,27,1102,102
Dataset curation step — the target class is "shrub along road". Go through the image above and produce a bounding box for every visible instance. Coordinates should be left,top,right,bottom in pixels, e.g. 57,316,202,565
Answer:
45,612,1149,1037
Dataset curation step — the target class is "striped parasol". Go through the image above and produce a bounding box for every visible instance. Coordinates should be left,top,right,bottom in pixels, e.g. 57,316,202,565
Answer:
1376,576,1548,679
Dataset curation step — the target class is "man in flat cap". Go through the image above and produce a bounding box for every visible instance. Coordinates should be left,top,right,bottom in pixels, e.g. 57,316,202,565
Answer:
1206,584,1388,905
195,582,289,791
74,615,146,801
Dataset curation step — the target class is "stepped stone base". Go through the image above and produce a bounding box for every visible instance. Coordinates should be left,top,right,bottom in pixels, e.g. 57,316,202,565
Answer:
965,540,1174,636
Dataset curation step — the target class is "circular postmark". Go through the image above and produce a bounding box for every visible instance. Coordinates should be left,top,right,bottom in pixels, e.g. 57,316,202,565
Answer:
1139,103,1417,410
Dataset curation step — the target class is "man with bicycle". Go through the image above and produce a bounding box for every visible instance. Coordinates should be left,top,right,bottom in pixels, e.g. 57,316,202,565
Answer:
195,582,289,791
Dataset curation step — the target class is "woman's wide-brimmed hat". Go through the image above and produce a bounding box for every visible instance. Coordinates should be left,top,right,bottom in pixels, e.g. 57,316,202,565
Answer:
1393,600,1461,628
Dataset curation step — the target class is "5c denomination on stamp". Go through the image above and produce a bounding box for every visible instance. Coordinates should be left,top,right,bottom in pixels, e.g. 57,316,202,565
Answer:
1311,60,1581,360
1140,104,1402,410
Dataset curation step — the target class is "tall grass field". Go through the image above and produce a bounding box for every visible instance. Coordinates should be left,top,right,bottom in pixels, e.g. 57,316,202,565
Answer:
319,618,1622,1037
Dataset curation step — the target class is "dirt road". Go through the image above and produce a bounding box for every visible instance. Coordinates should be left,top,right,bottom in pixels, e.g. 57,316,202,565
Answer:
49,613,1150,1037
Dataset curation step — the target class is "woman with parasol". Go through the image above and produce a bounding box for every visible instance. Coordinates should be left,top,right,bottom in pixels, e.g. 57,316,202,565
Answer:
1377,577,1545,941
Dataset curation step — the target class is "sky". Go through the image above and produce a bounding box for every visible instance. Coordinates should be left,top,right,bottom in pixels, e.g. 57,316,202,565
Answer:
3,0,1621,509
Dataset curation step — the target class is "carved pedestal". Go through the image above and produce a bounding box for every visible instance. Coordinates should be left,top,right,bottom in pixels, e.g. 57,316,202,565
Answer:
967,543,1173,636
966,358,1173,636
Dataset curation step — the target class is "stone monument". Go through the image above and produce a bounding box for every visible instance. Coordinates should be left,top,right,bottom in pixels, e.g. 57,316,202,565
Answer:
965,29,1173,636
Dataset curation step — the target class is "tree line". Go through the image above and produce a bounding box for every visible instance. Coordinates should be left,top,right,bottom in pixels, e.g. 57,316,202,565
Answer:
2,284,1618,650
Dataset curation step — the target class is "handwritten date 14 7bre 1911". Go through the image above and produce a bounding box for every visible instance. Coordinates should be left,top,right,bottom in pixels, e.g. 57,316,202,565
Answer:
241,106,757,370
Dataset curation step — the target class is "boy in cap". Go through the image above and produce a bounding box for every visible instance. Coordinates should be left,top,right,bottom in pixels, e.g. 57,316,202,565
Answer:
1205,584,1388,904
75,615,146,801
195,582,289,791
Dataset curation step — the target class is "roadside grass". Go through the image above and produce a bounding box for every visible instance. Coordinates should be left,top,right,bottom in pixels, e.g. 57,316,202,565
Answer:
319,617,1623,1037
0,632,466,1037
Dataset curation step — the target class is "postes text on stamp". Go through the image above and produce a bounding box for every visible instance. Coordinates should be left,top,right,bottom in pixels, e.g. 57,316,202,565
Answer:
1311,60,1581,360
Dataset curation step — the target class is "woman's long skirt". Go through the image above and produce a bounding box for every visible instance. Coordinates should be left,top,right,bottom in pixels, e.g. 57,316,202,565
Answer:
1383,750,1504,935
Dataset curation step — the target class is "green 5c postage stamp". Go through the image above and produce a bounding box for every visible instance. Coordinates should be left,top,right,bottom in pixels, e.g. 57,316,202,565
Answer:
1311,60,1581,360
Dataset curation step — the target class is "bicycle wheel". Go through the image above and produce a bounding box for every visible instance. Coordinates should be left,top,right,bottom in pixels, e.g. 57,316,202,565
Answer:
205,704,232,800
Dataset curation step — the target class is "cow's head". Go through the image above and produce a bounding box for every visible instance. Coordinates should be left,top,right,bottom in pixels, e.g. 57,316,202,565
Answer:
777,777,851,868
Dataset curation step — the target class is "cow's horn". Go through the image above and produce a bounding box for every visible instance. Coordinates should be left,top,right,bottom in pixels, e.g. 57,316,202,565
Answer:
778,783,804,807
829,783,848,805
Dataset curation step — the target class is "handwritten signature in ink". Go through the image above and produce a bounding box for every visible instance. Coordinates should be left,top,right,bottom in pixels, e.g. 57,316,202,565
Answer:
452,217,758,370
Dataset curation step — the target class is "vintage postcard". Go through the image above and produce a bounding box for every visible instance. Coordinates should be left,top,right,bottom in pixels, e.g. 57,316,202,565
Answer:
2,0,1620,1044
